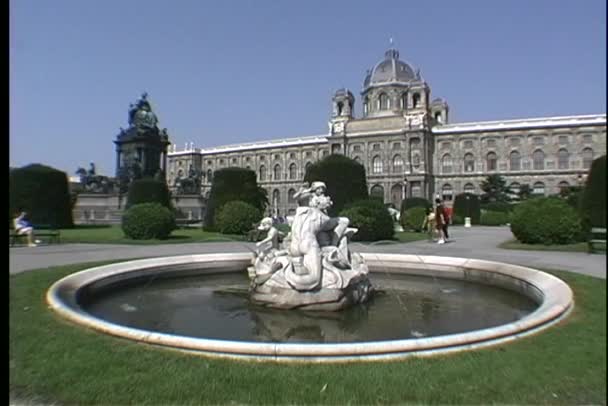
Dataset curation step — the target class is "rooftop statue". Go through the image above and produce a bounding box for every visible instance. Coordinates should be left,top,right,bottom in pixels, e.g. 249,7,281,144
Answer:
248,181,373,311
127,92,159,131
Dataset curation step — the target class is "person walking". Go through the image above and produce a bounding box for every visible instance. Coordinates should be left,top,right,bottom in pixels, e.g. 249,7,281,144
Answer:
434,199,446,244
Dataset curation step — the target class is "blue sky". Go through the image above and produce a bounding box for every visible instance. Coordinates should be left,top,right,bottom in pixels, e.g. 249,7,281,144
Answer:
10,0,606,177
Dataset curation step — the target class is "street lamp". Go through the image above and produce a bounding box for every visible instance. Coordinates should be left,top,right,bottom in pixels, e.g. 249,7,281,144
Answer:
402,177,408,201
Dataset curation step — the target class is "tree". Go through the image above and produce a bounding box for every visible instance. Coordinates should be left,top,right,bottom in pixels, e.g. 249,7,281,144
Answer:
480,174,511,203
304,154,368,216
9,164,74,228
580,155,606,230
204,167,268,230
518,184,533,201
126,178,173,209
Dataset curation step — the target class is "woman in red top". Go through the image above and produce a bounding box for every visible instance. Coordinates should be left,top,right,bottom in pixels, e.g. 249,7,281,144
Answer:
434,199,446,244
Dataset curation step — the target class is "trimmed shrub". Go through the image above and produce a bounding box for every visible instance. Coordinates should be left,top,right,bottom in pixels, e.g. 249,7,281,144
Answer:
204,168,268,230
452,214,464,225
9,164,73,228
215,200,263,235
480,201,514,213
510,197,582,244
122,203,176,240
580,155,606,230
340,199,394,241
304,154,368,217
453,193,481,225
126,178,172,209
480,210,510,226
401,207,427,232
400,197,431,219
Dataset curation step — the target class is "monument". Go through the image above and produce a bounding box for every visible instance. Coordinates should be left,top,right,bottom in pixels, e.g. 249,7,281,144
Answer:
248,181,373,311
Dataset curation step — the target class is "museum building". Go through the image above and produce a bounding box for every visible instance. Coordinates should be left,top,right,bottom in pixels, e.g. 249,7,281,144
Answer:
166,47,606,217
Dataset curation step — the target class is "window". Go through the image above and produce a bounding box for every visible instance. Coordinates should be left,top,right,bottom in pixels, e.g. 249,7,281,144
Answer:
274,154,280,160
557,148,569,169
353,145,362,152
434,111,442,123
412,153,420,168
412,93,420,108
259,165,266,181
372,156,383,174
533,136,544,146
363,97,369,115
533,150,545,170
441,142,451,150
288,188,296,203
464,153,475,173
372,143,381,151
410,182,421,197
232,158,237,164
510,137,520,146
463,140,473,149
533,182,545,196
289,152,296,159
558,181,570,193
219,159,224,165
392,142,401,150
486,152,497,171
582,148,594,169
289,163,297,180
392,155,404,173
245,156,251,162
370,185,384,201
259,156,265,161
177,169,184,178
510,151,521,171
464,183,475,194
305,151,312,157
322,150,329,157
401,93,407,109
558,135,569,144
583,134,593,143
331,144,341,153
207,160,212,165
441,154,452,174
410,138,421,148
379,93,389,110
272,189,280,205
273,164,281,180
441,184,453,201
487,138,496,148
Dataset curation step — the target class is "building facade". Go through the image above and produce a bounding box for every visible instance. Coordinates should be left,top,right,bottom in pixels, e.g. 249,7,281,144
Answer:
167,47,606,217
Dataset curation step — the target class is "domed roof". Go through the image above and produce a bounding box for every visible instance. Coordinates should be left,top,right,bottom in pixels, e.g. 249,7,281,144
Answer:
364,48,417,88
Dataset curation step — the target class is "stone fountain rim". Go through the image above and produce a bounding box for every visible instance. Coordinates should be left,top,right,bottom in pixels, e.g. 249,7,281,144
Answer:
46,252,574,362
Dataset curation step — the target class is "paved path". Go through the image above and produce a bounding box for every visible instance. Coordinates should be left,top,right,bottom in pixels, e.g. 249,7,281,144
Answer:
9,226,606,279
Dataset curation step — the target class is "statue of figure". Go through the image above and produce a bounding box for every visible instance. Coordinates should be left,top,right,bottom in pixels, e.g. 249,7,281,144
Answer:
88,162,96,176
248,181,372,311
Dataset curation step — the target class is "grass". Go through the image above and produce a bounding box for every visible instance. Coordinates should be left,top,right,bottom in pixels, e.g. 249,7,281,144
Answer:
499,238,606,254
10,262,606,405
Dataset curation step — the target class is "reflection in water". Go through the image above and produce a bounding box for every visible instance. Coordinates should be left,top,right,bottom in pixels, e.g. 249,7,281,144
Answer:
83,271,538,343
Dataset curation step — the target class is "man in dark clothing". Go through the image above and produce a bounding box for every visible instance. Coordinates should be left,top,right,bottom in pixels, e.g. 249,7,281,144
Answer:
442,203,451,241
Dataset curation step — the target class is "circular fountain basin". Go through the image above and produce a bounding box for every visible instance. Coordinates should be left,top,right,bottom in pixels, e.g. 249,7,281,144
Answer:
47,253,573,362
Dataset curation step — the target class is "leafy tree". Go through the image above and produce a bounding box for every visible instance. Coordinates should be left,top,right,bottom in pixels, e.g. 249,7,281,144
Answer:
480,174,511,203
204,167,268,230
304,154,368,216
453,193,481,224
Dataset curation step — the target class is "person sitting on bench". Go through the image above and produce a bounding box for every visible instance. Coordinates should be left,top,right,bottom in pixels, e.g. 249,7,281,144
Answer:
13,210,38,247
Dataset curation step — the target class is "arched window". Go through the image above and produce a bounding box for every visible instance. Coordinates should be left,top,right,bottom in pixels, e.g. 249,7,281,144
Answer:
412,153,420,168
412,93,420,108
258,165,266,181
336,101,343,116
558,148,569,169
533,182,545,196
392,155,403,173
441,154,452,174
558,181,570,194
442,184,453,201
486,152,497,171
288,188,296,203
206,169,212,182
400,93,407,109
372,156,383,174
379,93,389,110
273,164,281,180
533,150,545,170
363,97,369,115
464,153,475,173
464,183,475,194
177,169,184,178
289,163,297,180
434,111,442,123
272,189,280,205
510,151,521,171
582,147,594,169
370,184,384,201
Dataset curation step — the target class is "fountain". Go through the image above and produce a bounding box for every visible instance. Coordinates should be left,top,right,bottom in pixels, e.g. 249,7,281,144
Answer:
47,182,574,362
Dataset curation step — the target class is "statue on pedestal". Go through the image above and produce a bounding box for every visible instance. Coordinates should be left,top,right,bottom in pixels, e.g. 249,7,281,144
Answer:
248,181,373,311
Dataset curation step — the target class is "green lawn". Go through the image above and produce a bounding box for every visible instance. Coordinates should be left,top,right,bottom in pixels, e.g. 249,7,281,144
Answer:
499,238,606,254
10,262,606,405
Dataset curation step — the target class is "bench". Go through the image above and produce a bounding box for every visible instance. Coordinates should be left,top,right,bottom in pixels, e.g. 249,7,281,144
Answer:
9,224,61,246
588,227,606,254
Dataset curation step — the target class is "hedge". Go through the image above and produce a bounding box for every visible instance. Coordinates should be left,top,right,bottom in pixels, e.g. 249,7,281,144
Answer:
340,199,394,241
121,203,176,240
401,207,427,232
480,210,510,226
304,154,368,217
510,197,582,244
126,178,172,209
214,201,263,235
9,164,73,228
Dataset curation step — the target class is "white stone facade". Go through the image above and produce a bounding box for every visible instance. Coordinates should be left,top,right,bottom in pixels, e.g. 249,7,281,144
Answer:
167,48,606,215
